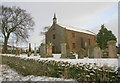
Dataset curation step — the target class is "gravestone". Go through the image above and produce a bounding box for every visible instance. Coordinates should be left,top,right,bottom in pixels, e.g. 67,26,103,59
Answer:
73,53,78,59
0,43,2,54
34,47,37,56
108,40,117,58
20,48,22,54
60,43,67,58
15,48,20,56
118,55,120,75
40,43,47,58
77,48,86,58
118,55,120,68
46,43,53,57
28,43,31,57
93,46,102,58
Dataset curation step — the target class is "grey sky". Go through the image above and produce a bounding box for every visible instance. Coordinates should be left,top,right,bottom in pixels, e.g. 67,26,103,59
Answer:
2,2,118,48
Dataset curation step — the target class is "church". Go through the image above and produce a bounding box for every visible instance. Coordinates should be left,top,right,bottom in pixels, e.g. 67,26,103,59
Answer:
46,14,96,57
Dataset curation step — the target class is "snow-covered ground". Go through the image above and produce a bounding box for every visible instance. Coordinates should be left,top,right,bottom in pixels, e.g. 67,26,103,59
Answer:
0,64,74,81
1,53,119,69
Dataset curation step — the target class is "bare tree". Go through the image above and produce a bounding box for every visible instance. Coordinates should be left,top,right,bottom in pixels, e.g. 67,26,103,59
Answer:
40,26,50,43
1,6,35,53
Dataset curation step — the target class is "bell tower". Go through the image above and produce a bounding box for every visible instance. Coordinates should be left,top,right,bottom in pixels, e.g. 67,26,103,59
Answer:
53,13,57,24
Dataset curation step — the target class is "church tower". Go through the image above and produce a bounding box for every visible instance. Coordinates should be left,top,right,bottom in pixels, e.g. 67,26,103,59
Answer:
53,13,57,24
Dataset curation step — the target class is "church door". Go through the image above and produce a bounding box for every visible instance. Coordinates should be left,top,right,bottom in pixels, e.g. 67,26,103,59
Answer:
52,46,55,53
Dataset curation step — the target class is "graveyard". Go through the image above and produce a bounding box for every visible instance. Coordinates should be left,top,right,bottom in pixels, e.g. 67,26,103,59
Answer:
1,40,120,82
0,44,120,82
1,2,120,82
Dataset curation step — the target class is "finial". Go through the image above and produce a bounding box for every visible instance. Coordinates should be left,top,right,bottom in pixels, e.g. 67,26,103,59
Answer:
54,13,56,19
53,13,57,24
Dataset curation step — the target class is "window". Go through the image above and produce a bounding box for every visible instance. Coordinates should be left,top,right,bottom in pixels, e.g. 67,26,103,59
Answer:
72,43,76,49
53,27,55,30
81,38,84,48
94,37,96,41
53,34,55,39
72,33,75,38
52,46,55,53
88,39,90,45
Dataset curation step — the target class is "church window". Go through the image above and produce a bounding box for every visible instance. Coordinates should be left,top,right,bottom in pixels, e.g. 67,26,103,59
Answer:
94,37,96,40
88,39,91,45
52,46,55,53
72,33,75,38
72,43,76,49
81,38,84,48
53,34,55,39
53,27,55,30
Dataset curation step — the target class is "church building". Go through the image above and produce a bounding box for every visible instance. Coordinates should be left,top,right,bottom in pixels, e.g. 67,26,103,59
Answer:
46,14,96,56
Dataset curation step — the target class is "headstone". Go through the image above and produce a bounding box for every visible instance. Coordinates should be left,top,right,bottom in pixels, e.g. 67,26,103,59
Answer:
40,43,47,58
108,40,117,58
118,55,120,68
28,43,31,57
73,53,78,59
77,48,85,58
46,43,53,57
93,46,102,58
0,43,2,54
118,55,120,75
15,48,20,56
34,47,37,56
60,43,67,58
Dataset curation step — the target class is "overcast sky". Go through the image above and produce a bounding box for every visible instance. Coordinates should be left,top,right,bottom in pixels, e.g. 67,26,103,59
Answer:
2,2,118,48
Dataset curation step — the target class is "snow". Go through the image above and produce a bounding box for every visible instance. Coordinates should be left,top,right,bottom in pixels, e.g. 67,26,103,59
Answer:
86,75,90,78
0,54,118,68
58,24,96,35
1,54,119,81
53,54,61,59
1,65,22,81
0,64,74,81
22,75,74,81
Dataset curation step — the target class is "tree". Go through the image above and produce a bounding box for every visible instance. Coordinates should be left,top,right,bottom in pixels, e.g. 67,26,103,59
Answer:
40,26,50,43
1,6,35,53
96,24,117,50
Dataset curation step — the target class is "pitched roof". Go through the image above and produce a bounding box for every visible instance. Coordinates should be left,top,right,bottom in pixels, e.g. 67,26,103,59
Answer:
58,24,96,35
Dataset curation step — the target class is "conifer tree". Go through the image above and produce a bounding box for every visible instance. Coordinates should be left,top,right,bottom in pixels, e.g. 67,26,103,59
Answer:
96,24,117,49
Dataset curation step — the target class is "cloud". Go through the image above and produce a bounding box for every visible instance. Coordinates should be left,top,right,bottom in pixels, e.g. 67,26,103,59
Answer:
2,2,118,47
